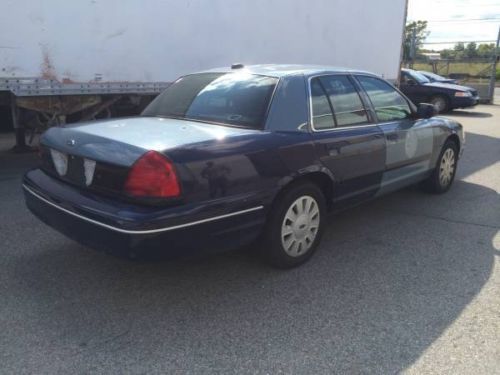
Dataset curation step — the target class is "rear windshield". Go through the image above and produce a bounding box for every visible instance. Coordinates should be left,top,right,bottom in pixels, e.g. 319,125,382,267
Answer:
141,72,279,128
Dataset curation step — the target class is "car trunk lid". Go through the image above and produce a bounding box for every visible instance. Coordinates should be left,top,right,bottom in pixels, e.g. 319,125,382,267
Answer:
41,116,258,167
40,116,259,198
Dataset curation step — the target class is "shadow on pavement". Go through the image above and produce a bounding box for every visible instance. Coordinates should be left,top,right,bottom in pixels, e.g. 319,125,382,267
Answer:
6,179,498,373
457,132,500,180
1,123,499,373
448,110,493,118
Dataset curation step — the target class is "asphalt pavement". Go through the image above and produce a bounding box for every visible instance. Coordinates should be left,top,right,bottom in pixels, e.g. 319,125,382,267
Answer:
0,105,499,374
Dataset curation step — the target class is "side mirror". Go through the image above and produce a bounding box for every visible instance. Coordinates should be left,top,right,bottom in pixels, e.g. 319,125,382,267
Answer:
406,79,417,85
416,103,436,119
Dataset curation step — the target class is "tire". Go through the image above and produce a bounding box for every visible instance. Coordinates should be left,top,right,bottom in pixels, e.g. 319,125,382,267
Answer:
262,181,326,268
421,140,458,194
430,95,450,114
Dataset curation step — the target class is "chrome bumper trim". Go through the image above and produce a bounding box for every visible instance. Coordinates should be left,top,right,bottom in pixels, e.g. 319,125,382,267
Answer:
23,184,264,235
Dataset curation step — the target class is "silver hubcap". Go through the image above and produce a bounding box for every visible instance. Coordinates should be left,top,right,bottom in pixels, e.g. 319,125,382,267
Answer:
281,195,320,257
439,148,455,187
432,98,446,113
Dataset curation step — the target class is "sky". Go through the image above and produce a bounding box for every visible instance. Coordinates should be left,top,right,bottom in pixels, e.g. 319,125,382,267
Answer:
407,0,500,50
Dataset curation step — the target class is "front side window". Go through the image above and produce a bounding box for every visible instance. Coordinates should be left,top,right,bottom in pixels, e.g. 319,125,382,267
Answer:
401,72,415,85
142,72,278,128
319,75,369,127
357,76,412,122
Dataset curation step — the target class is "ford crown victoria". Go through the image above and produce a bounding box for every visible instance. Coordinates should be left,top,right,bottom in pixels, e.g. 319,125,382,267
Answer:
23,65,464,268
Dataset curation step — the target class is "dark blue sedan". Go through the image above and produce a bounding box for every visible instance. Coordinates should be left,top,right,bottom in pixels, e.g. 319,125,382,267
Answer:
400,69,479,113
23,65,464,268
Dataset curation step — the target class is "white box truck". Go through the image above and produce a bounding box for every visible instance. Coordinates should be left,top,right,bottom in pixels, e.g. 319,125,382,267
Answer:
0,0,408,148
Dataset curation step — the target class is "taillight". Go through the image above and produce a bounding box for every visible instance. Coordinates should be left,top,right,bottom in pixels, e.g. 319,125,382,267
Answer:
124,151,181,198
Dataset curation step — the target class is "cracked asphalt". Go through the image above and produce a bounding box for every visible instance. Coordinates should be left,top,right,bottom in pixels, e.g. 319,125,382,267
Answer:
1,105,499,374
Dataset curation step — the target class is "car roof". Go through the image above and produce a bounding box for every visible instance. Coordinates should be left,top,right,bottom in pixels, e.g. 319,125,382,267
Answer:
198,64,377,78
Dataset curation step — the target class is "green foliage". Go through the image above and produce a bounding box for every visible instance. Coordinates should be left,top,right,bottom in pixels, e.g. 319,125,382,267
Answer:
477,44,499,58
404,21,429,60
466,42,478,58
441,42,498,60
496,67,500,81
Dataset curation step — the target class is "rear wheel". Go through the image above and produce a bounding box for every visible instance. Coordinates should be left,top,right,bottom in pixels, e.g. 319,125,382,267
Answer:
430,95,450,113
262,182,326,268
421,140,458,193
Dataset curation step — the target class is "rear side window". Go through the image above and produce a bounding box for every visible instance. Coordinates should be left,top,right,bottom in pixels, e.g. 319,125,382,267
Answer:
318,75,369,127
310,78,335,130
357,75,412,122
310,75,370,130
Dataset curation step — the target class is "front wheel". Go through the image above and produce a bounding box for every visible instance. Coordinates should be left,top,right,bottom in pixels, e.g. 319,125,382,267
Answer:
262,182,326,268
430,95,450,113
421,140,458,193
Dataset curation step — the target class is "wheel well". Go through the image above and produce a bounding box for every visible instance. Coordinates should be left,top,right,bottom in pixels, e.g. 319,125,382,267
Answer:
274,172,334,211
446,134,460,153
432,93,450,100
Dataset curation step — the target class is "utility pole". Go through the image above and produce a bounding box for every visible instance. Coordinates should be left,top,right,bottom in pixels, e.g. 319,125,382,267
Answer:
488,25,500,104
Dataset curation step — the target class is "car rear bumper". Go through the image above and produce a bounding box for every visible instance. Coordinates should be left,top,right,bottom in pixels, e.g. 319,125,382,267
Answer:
23,169,268,258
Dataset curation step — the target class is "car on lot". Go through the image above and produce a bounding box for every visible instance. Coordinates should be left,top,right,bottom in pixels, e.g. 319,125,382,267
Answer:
23,65,464,268
400,68,479,113
418,70,458,84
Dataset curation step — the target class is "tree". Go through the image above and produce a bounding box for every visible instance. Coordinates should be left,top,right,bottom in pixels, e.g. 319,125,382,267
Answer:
454,42,465,52
440,42,499,60
453,42,465,59
440,49,454,59
477,43,496,58
403,21,430,60
465,42,478,58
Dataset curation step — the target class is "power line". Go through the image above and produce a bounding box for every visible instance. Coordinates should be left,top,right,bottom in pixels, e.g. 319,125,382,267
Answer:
423,40,496,44
410,17,500,23
428,18,500,23
420,1,500,7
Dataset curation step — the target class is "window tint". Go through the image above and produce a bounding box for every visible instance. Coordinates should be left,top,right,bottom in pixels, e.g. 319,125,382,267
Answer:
319,75,369,127
141,72,278,128
401,72,413,85
310,78,335,130
357,76,412,122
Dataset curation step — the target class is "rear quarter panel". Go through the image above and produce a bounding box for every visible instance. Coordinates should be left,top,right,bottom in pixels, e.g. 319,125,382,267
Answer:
165,131,321,207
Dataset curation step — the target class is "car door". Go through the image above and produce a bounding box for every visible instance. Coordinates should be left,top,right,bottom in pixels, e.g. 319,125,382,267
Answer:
399,71,428,104
309,75,386,204
355,75,435,195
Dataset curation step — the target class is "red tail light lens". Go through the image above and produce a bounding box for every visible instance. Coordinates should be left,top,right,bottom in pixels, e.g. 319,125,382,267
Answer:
124,151,181,198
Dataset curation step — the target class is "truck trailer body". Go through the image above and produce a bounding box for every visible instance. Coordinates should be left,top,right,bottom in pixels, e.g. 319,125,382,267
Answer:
0,0,408,147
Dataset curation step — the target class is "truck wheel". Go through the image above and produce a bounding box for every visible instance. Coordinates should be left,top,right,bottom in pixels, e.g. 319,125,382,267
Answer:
262,182,326,268
421,140,458,194
430,95,450,113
